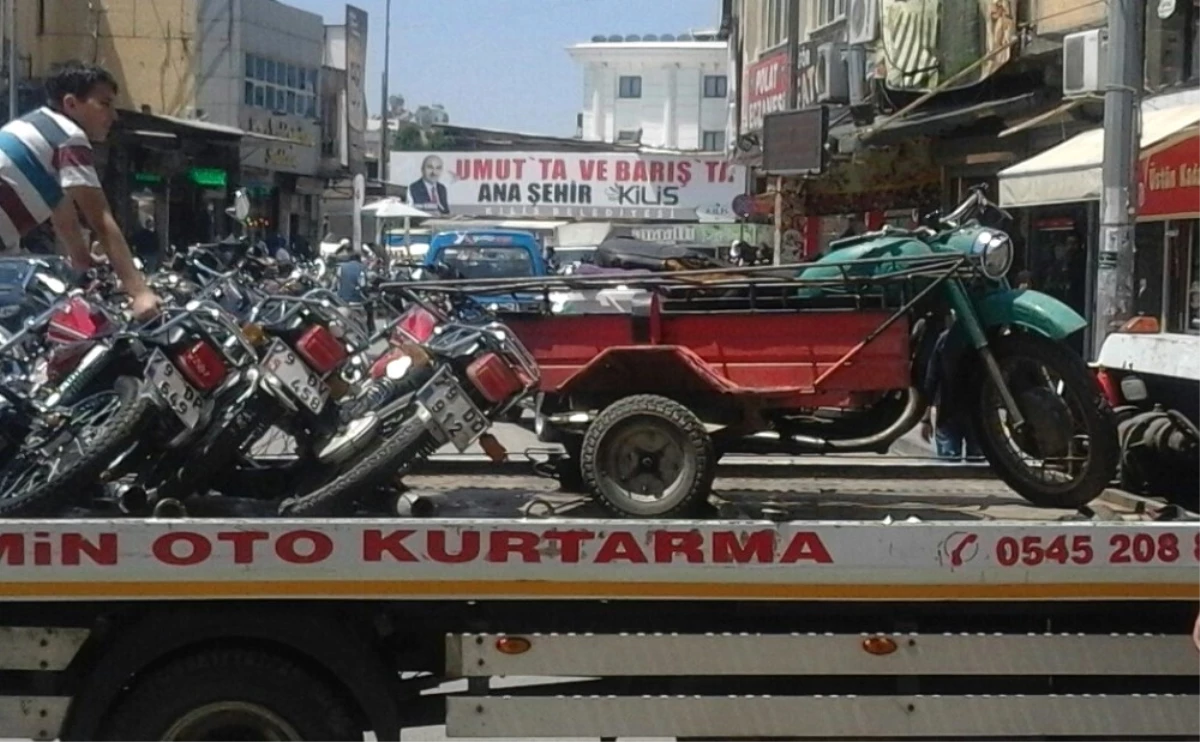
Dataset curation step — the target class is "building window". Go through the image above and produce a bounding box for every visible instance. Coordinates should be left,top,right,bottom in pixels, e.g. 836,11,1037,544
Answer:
618,75,642,98
761,0,789,51
1145,0,1199,91
818,0,848,27
703,75,728,98
244,53,319,118
702,130,726,151
616,129,641,143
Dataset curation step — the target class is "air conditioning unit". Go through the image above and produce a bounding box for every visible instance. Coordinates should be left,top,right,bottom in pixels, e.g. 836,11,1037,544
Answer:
1063,28,1108,98
847,0,878,45
816,42,849,104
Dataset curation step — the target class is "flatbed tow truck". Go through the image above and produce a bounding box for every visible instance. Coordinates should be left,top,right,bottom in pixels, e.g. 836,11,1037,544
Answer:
0,465,1197,741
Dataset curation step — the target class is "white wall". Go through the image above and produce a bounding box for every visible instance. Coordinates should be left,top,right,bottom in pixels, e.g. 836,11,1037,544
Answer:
570,42,730,151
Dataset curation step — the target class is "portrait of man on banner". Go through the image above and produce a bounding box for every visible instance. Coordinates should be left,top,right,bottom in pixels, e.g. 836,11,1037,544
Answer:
408,154,451,214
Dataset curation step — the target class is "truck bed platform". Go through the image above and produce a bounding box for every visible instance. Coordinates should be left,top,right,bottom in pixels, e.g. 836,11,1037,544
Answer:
0,500,1193,602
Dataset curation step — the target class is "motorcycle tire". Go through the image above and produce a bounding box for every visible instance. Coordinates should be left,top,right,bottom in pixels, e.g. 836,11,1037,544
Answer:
0,376,154,517
968,333,1118,510
280,409,434,517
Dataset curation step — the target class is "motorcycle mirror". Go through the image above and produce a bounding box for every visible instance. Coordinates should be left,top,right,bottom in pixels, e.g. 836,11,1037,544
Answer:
232,190,251,223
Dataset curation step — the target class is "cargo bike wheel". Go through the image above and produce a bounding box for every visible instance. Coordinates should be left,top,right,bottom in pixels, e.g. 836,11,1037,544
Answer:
580,394,716,518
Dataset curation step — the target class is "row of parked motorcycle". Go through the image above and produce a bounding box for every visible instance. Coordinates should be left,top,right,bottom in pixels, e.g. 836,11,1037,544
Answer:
0,205,538,519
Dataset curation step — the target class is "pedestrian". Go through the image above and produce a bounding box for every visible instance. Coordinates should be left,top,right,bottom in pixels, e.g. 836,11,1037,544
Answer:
0,60,158,317
920,311,980,460
335,243,366,304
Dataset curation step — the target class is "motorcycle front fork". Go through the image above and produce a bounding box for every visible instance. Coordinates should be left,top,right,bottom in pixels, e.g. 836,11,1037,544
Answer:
943,280,1027,431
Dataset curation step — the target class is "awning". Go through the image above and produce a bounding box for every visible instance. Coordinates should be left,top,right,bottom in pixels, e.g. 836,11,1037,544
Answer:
998,105,1200,208
860,92,1041,145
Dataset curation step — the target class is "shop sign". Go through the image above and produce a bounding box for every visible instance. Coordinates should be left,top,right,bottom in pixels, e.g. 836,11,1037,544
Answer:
1138,132,1200,219
762,107,828,175
389,151,745,221
240,112,319,175
741,51,791,134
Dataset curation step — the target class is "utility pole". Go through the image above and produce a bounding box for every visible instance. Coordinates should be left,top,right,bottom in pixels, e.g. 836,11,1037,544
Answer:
378,0,392,185
1092,0,1143,355
6,0,17,121
774,0,800,266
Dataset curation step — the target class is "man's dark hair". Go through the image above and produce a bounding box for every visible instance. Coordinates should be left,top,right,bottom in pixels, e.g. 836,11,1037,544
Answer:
44,61,119,110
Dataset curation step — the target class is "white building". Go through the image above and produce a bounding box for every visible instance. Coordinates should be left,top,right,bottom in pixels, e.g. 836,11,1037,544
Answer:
567,31,730,151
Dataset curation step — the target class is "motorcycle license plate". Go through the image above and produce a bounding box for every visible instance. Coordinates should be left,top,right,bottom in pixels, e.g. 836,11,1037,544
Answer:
146,349,204,429
416,366,488,452
262,338,329,415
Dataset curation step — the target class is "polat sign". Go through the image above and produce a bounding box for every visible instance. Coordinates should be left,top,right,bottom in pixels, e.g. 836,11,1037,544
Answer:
741,51,791,134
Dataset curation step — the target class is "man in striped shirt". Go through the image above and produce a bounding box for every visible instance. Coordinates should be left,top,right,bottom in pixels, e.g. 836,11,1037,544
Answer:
0,61,159,318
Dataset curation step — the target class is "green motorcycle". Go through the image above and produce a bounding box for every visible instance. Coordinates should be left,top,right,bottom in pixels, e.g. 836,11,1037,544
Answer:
796,185,1117,509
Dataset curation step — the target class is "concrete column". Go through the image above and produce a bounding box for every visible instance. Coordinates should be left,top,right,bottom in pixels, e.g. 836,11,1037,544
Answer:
591,66,604,140
663,65,678,148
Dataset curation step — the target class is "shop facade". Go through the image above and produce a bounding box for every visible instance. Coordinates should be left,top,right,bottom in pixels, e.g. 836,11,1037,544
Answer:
998,102,1200,356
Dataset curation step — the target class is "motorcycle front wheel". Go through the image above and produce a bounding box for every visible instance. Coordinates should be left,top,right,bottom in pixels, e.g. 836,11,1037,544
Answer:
0,376,155,517
968,332,1118,509
279,409,435,516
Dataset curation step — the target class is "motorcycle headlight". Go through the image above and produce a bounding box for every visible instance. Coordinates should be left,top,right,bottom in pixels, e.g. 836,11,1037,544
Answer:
971,231,1013,279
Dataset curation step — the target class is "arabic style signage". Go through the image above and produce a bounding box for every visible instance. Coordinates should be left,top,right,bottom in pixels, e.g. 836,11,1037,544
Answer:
389,151,745,221
1138,131,1199,220
240,112,319,174
741,51,791,134
344,5,369,174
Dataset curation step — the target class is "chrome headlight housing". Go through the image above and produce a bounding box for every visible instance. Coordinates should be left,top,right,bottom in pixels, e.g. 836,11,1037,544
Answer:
971,230,1013,280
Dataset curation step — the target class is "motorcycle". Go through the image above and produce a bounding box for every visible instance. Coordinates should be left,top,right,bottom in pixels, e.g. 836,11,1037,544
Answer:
278,288,539,516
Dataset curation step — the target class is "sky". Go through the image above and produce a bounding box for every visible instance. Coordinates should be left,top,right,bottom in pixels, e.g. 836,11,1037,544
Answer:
285,0,720,137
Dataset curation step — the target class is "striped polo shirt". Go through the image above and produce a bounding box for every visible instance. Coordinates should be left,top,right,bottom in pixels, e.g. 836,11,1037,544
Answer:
0,107,100,250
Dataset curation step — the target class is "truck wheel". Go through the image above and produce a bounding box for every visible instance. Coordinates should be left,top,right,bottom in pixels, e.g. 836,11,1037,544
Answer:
99,648,359,741
581,394,715,517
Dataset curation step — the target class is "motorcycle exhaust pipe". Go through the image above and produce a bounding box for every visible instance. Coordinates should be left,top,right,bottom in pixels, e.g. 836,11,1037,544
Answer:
152,497,188,518
736,387,927,455
395,492,437,518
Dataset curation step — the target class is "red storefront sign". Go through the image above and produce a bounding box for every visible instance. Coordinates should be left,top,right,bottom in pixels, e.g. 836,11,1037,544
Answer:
1138,131,1200,220
741,51,791,134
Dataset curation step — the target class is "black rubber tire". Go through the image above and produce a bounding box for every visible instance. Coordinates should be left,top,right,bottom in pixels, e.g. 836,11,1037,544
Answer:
580,394,715,518
0,376,154,518
969,333,1118,509
282,410,432,516
98,648,359,741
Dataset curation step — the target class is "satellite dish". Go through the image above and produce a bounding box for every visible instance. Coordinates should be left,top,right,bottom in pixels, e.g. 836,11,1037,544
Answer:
624,34,641,41
661,33,676,41
606,34,623,42
591,34,606,42
643,34,659,41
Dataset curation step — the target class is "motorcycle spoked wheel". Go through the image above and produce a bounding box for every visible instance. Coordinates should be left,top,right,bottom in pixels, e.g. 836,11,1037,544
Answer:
279,409,435,517
0,376,155,517
968,333,1118,510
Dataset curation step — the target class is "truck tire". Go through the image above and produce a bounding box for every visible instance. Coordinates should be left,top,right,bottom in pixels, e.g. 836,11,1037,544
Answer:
98,648,359,741
581,394,715,518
